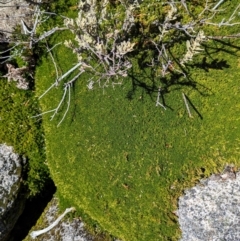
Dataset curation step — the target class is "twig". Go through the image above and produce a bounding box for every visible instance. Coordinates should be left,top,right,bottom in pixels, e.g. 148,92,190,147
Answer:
182,93,192,118
56,62,82,84
29,0,42,49
206,4,240,27
56,71,85,125
0,44,19,54
21,20,32,34
31,108,56,118
38,82,57,100
50,86,68,120
38,61,83,100
45,41,60,80
156,88,166,110
46,42,62,52
207,34,240,40
37,27,68,42
57,85,71,127
36,71,84,124
212,0,225,11
30,207,75,239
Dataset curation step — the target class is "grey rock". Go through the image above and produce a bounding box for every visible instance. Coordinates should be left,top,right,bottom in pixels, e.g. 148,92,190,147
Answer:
29,197,122,241
0,144,25,241
0,0,34,38
30,198,95,241
177,167,240,241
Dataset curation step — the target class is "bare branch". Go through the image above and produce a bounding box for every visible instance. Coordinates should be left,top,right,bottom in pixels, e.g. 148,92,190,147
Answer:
205,4,240,27
38,82,57,100
57,85,71,127
212,0,225,11
30,207,75,239
156,88,166,110
182,93,192,118
31,108,56,118
29,0,42,49
50,88,68,121
56,62,82,84
37,27,68,42
45,41,60,80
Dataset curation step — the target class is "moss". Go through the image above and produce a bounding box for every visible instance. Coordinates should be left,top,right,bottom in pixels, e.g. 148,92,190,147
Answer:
35,0,240,240
36,34,240,241
0,79,49,196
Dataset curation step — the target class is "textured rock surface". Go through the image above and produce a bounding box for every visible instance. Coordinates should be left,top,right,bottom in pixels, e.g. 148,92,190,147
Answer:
177,168,240,241
0,144,25,241
27,198,95,241
0,0,34,38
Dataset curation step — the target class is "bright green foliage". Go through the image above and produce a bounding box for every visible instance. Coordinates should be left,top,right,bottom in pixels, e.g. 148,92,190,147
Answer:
36,30,240,240
0,79,49,196
35,0,240,240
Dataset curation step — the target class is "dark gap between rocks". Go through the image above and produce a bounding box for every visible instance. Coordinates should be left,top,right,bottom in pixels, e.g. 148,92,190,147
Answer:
8,179,56,241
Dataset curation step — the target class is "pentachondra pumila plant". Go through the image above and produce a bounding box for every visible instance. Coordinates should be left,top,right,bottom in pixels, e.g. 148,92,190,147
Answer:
35,0,240,124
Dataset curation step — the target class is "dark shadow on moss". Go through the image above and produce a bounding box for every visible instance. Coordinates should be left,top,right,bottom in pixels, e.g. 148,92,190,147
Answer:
204,39,240,57
127,63,211,100
125,37,230,115
187,57,230,72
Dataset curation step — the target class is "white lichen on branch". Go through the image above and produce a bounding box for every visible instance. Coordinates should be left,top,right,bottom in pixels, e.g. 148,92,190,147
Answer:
3,63,29,90
180,30,206,66
35,0,240,125
63,0,136,88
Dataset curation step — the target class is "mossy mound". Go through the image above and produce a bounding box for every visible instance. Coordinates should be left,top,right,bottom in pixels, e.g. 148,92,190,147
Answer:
36,34,240,240
35,0,240,240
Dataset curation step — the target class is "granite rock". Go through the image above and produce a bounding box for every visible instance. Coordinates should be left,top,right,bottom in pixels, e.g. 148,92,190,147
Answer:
0,144,25,241
177,167,240,241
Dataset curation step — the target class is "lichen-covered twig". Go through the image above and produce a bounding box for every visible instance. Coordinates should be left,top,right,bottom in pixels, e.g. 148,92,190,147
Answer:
3,64,29,90
180,31,206,66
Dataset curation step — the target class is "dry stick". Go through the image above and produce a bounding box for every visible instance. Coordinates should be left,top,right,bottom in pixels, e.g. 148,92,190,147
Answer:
56,62,82,84
156,88,166,110
21,20,32,34
182,92,192,118
31,108,56,118
37,27,68,42
30,207,75,239
45,41,60,80
206,3,240,27
34,70,84,122
207,34,240,40
64,70,85,86
57,85,71,127
50,86,68,120
38,62,82,100
46,42,62,52
49,70,84,120
180,0,190,14
0,55,12,59
0,44,19,54
212,0,225,11
29,0,42,49
38,82,57,100
56,70,85,126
